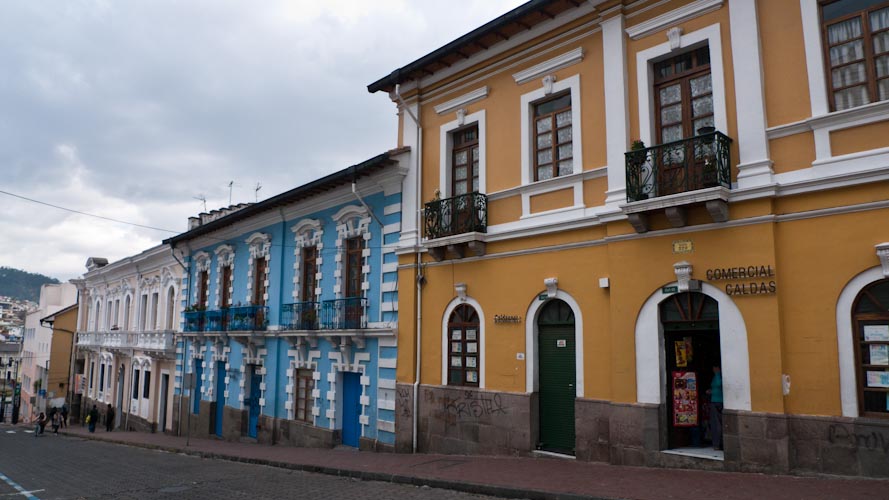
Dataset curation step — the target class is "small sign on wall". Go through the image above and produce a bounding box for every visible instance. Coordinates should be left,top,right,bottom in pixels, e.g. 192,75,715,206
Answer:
556,339,567,348
672,240,693,254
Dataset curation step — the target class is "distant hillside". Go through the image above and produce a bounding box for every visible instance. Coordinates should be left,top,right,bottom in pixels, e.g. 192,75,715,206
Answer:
0,267,60,302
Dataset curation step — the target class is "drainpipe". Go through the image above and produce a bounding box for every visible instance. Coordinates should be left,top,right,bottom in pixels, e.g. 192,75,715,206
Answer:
395,82,423,453
169,244,190,437
272,209,287,445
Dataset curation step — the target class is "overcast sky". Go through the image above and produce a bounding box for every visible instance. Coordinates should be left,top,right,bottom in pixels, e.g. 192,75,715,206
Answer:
0,0,525,281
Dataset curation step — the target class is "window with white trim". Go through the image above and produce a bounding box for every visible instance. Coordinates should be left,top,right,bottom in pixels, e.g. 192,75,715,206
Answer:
533,93,573,181
821,0,889,111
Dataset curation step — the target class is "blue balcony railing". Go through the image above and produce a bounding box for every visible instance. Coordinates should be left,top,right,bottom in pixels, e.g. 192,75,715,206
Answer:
183,306,268,332
227,305,269,331
280,301,320,330
183,311,206,332
625,130,733,203
321,298,367,330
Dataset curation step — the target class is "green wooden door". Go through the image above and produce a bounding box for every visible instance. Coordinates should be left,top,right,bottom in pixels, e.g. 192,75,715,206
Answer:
537,300,576,454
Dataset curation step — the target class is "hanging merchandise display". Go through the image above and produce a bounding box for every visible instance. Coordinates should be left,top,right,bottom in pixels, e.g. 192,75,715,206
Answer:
672,371,698,427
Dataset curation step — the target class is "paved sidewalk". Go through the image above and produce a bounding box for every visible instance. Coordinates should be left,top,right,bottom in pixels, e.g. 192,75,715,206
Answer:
53,425,885,500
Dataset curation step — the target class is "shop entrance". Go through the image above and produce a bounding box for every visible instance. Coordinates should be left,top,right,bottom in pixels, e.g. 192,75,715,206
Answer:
214,361,225,437
341,372,361,447
660,292,721,450
537,299,576,455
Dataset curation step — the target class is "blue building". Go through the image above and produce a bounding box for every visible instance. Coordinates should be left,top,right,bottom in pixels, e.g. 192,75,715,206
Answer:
167,150,407,449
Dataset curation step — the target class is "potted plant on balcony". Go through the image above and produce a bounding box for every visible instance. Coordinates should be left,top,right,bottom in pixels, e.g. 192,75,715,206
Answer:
628,139,649,201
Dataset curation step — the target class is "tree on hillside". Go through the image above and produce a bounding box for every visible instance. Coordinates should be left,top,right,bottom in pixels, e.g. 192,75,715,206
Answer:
0,267,61,302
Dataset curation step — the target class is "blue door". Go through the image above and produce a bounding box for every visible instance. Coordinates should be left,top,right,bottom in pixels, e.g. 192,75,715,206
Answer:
342,372,361,447
247,368,261,438
215,362,225,437
193,362,203,414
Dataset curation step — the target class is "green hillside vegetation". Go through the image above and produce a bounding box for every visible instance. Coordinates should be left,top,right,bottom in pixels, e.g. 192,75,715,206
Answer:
0,267,60,302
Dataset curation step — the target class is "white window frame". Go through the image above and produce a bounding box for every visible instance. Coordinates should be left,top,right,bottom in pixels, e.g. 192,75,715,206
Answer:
520,74,584,186
441,296,486,388
636,23,728,149
439,109,487,197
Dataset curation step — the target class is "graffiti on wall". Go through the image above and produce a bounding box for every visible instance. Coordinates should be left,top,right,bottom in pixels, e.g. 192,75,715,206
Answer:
442,390,508,425
828,424,889,455
396,386,411,418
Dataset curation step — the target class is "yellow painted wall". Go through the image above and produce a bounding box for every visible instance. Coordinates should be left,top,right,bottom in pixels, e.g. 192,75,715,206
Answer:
830,120,889,157
759,0,812,127
49,306,77,403
530,187,574,214
769,132,816,174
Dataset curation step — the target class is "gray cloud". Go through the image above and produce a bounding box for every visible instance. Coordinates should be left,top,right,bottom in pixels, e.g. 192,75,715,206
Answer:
0,0,524,280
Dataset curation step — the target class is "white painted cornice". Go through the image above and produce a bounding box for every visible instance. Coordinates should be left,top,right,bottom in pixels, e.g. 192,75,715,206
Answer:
512,47,585,84
625,0,723,40
766,100,889,139
433,86,489,115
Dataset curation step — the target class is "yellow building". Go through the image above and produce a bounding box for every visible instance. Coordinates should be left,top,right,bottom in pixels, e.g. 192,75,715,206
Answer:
369,0,889,477
42,304,78,411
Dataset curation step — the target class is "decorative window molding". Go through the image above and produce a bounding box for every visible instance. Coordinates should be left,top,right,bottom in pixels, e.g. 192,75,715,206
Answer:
238,343,267,410
194,251,211,272
332,204,368,224
433,86,489,115
333,208,372,301
245,233,271,305
512,47,584,84
877,243,889,276
292,219,324,302
439,109,487,197
636,24,727,150
214,245,235,309
286,339,321,423
245,233,272,259
520,73,584,186
625,0,724,40
441,299,485,388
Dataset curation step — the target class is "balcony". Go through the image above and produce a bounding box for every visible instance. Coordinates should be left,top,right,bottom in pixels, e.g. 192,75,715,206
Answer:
183,306,269,333
423,192,487,261
281,301,320,330
321,298,367,330
76,331,174,354
623,130,733,233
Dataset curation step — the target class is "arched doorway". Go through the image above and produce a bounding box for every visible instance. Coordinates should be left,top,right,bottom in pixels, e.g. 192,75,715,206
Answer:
537,299,575,455
851,279,889,418
660,292,721,450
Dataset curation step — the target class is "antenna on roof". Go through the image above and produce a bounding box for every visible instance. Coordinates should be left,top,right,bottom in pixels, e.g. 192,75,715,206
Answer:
228,181,234,206
193,194,207,212
254,182,262,202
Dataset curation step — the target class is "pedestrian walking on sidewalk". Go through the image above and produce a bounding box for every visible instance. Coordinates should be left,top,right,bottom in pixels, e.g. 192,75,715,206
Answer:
87,405,99,433
105,404,115,432
60,405,68,429
35,412,47,436
51,408,61,434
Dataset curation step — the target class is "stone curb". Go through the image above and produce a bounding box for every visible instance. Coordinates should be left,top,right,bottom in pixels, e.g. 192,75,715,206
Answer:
61,430,618,500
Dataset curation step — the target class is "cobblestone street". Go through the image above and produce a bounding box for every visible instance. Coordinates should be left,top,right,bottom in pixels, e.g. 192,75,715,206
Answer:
0,429,513,500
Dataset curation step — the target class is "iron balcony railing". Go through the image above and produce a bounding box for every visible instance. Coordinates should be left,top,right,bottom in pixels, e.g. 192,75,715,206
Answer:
183,311,206,332
625,130,733,203
281,301,320,330
321,298,367,330
227,305,269,331
183,306,269,332
424,192,487,240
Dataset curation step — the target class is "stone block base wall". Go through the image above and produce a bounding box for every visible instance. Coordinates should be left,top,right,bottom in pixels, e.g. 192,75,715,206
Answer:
398,391,889,479
408,385,533,456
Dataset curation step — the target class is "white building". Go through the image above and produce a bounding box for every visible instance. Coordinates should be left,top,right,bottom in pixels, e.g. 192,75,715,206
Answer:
74,245,183,432
19,283,78,421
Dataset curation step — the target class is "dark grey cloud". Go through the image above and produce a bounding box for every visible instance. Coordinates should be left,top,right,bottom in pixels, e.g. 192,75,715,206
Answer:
0,0,524,279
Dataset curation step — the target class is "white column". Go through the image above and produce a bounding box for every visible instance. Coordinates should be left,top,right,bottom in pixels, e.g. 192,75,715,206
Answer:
397,98,421,250
602,14,630,206
800,0,829,118
730,0,774,188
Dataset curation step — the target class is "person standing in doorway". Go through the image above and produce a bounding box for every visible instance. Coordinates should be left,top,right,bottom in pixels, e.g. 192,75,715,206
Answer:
87,405,99,433
105,404,115,432
707,365,723,451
